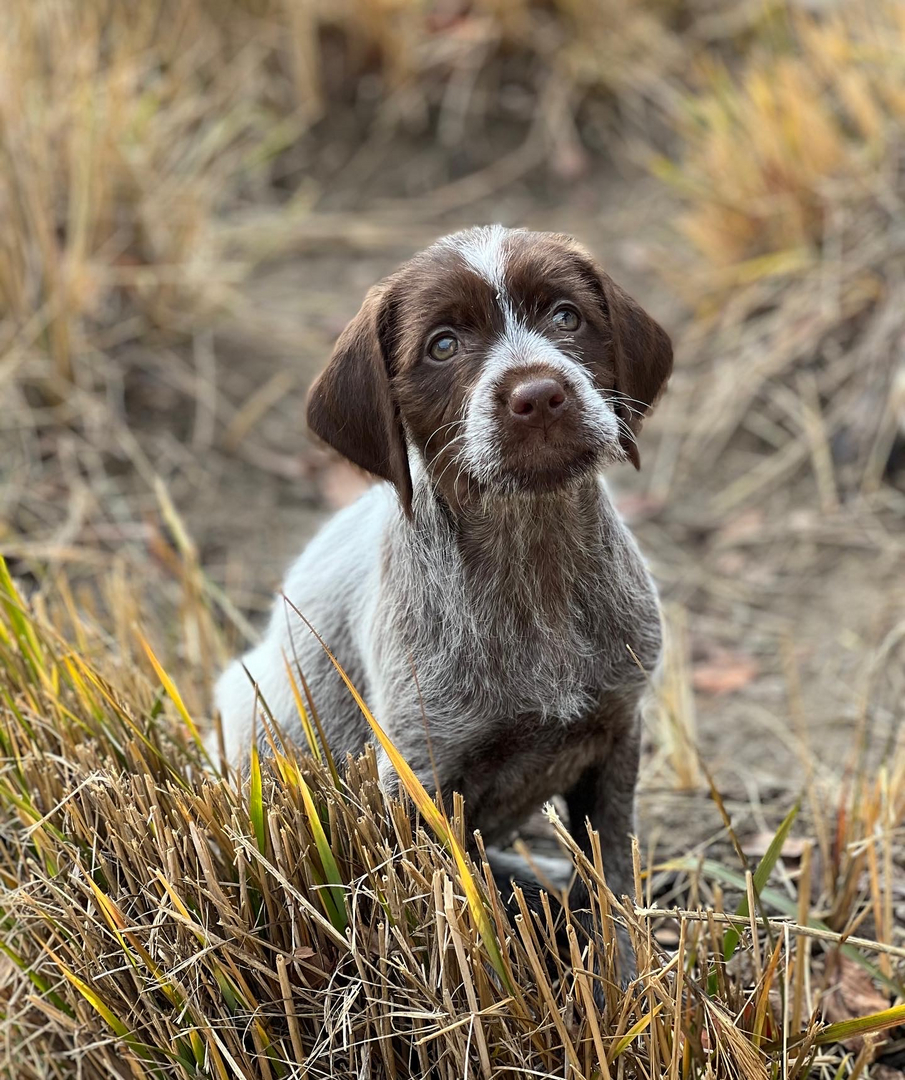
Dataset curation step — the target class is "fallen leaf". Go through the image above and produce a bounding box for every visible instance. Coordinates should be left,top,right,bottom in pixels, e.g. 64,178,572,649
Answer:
692,652,759,695
822,954,892,1051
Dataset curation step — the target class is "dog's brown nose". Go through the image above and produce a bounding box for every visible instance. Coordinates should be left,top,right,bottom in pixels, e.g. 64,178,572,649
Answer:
508,378,567,424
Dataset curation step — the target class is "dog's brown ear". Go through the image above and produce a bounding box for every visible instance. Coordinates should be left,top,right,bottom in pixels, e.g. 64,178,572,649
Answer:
601,275,673,470
307,282,413,515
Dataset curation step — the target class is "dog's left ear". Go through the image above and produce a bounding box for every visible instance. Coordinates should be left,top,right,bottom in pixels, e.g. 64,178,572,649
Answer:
600,274,673,469
307,281,413,515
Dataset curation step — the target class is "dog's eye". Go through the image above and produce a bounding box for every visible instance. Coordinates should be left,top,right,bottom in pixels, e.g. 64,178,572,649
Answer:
551,306,580,332
428,333,459,362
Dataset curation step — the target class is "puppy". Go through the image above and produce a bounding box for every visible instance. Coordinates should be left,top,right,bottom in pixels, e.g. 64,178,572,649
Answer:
215,225,671,973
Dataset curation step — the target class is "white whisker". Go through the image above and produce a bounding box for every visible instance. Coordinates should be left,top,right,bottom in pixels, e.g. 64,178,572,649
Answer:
424,418,466,454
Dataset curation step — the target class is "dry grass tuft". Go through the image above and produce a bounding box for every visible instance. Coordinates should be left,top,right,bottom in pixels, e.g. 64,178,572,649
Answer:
0,1,313,391
2,560,905,1079
664,1,905,272
653,0,905,507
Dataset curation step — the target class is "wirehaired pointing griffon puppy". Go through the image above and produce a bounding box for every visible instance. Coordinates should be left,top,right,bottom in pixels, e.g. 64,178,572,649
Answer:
215,225,671,975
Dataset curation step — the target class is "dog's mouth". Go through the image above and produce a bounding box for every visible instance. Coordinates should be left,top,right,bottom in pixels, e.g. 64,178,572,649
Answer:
495,446,603,491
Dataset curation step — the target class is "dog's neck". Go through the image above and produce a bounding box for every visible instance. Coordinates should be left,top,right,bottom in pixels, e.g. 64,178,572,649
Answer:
459,478,603,565
381,464,656,723
408,472,616,623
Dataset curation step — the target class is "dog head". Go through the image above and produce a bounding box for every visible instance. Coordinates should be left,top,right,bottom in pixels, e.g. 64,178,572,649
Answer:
307,226,673,515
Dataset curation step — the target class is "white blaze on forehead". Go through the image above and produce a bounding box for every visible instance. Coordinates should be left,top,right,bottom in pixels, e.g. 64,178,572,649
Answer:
484,323,593,389
442,224,513,296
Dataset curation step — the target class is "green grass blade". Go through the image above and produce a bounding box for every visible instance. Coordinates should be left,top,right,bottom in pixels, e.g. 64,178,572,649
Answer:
665,855,905,997
297,774,348,932
610,1004,662,1062
722,800,799,962
249,744,267,854
813,1002,905,1047
139,633,212,765
46,947,141,1047
0,556,45,681
281,649,322,763
0,940,74,1018
765,1002,905,1053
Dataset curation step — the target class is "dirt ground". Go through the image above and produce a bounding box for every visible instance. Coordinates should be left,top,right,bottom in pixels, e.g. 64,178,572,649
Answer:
4,156,904,865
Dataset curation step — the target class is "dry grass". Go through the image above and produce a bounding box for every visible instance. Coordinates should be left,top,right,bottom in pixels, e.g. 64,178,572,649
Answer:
2,559,904,1079
0,0,680,394
651,0,905,508
663,1,905,272
0,1,301,387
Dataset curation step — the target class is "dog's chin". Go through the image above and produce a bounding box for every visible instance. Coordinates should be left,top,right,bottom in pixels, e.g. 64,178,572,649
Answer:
486,442,610,495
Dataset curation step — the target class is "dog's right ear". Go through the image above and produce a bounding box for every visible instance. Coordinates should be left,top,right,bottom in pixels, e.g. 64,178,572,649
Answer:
307,282,413,516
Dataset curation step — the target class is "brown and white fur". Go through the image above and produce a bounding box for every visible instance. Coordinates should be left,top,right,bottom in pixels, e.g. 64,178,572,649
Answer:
214,225,672,978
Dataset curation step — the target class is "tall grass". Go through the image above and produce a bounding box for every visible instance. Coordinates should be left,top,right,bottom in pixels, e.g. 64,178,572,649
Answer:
661,0,905,277
0,2,302,387
653,0,905,500
2,557,904,1078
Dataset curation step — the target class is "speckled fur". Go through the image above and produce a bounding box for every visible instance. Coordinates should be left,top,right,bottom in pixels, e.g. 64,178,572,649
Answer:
214,226,673,974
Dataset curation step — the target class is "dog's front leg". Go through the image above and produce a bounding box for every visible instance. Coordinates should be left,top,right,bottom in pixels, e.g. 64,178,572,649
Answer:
564,709,641,995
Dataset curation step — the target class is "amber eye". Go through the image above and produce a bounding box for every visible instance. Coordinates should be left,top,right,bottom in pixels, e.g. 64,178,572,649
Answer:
551,306,580,332
428,333,459,362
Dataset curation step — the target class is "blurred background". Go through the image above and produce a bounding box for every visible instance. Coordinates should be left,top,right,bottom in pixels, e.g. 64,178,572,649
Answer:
1,0,904,856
